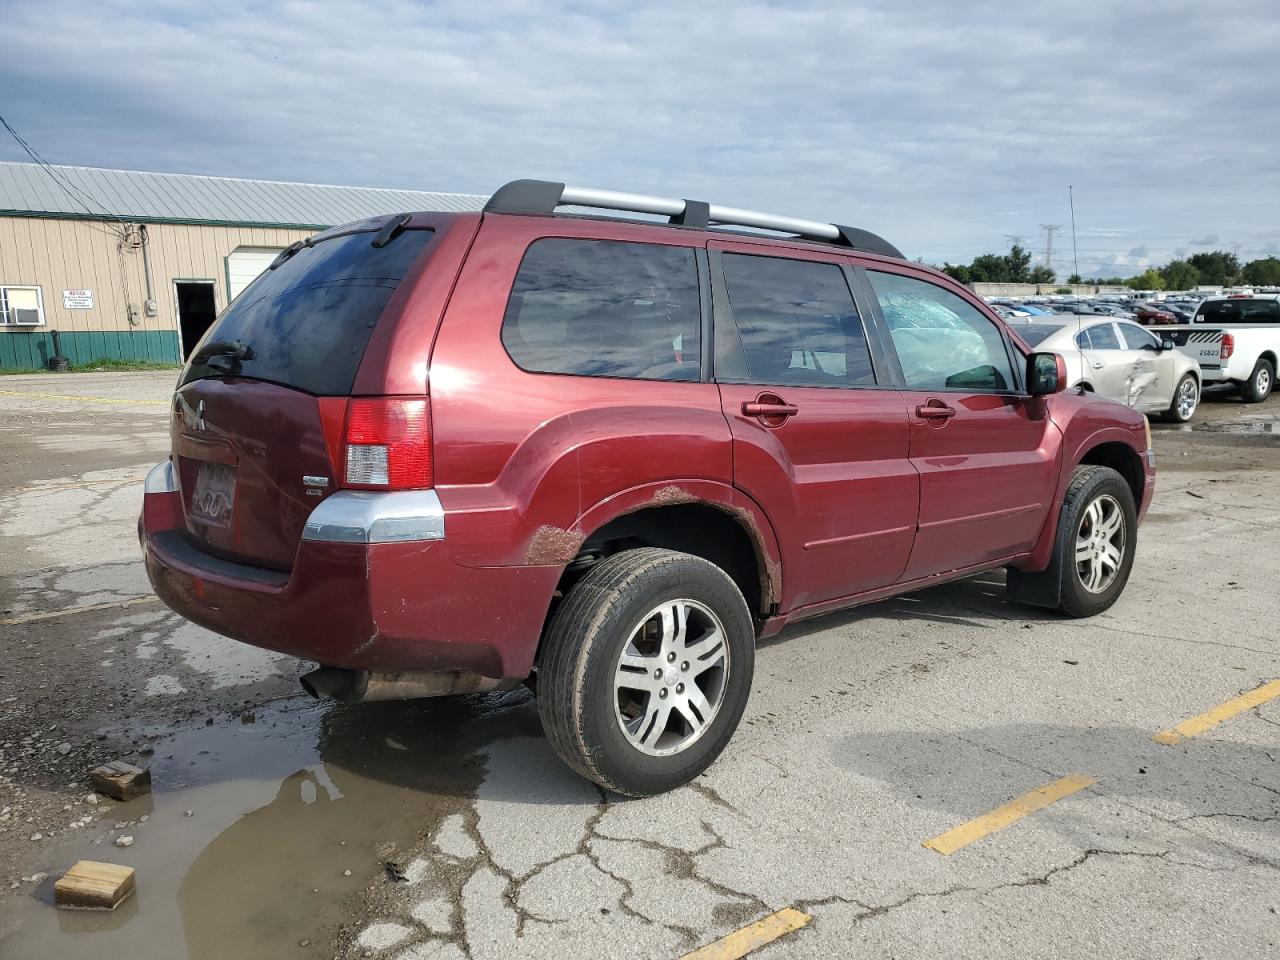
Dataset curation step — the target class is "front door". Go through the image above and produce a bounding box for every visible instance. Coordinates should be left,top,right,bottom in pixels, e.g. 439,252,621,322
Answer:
863,268,1058,580
710,243,918,611
1115,321,1174,411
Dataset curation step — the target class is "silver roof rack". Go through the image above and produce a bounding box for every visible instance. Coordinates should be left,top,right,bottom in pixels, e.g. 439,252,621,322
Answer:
483,179,903,259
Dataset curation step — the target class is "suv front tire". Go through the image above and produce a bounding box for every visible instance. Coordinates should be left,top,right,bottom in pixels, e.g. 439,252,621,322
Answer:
536,548,755,796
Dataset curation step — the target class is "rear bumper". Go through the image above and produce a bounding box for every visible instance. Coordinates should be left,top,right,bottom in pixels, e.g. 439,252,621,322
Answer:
140,464,559,679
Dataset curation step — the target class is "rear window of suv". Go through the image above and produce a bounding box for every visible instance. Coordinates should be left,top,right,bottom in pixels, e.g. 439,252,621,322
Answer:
1196,298,1280,323
501,238,701,381
180,227,433,395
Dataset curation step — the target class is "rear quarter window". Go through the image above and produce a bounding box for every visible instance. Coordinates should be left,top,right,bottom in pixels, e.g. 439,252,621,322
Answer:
501,238,701,382
180,227,433,395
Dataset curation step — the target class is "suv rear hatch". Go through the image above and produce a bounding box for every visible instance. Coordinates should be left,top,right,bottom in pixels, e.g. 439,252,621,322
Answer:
172,219,437,571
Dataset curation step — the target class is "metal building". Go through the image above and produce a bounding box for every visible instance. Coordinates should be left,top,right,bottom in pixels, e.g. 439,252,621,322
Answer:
0,162,484,369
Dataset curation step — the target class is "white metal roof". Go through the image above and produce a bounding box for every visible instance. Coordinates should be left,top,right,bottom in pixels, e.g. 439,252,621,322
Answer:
0,161,486,228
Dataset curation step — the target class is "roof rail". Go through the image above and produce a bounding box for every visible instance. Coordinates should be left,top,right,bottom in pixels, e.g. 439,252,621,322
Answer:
483,179,904,259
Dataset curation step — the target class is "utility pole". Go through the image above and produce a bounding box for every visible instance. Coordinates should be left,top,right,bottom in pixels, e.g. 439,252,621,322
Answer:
1039,224,1061,273
1004,234,1025,249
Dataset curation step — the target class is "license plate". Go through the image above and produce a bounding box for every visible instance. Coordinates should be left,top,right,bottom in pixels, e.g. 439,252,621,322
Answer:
190,462,236,527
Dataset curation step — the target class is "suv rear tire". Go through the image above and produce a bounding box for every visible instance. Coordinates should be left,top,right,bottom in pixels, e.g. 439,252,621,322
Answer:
536,548,755,797
1239,358,1274,404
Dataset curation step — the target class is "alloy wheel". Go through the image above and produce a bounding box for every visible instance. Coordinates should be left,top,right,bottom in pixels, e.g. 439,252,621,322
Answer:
1176,377,1198,420
613,599,730,757
1075,494,1126,594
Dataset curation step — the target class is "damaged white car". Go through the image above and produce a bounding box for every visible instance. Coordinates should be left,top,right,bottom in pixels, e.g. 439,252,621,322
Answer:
1007,318,1202,423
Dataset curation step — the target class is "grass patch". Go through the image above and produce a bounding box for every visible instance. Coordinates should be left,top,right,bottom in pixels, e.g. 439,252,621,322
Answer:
1,359,181,375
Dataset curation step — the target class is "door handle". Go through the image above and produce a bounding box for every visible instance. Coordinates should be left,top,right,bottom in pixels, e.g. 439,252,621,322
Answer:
742,400,799,418
915,403,956,420
1092,361,1104,369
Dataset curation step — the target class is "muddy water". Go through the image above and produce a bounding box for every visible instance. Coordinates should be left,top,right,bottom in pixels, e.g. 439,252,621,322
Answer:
1190,415,1280,435
1,691,539,959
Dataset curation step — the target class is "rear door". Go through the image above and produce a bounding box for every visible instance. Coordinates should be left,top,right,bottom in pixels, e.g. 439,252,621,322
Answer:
709,242,918,610
863,268,1058,580
172,221,442,570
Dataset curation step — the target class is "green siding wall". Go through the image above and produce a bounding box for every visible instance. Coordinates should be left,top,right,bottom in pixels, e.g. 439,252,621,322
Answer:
0,330,181,369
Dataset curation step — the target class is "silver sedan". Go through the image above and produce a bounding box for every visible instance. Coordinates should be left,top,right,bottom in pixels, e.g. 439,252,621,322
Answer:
1007,318,1202,422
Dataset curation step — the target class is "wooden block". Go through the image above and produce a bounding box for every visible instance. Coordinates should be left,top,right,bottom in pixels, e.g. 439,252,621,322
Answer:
89,760,151,801
55,860,136,910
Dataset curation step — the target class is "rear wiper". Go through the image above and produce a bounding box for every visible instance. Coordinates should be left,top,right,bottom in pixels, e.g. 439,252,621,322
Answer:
269,235,316,269
371,214,412,248
192,339,256,368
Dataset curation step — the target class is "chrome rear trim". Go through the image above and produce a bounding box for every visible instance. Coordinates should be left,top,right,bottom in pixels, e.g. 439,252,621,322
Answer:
302,490,445,544
144,460,178,494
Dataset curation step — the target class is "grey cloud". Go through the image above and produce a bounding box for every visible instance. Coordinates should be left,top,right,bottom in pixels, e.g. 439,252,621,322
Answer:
1,0,1277,273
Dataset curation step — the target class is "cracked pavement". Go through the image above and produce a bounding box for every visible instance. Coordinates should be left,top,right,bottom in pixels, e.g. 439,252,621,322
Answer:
0,373,1277,960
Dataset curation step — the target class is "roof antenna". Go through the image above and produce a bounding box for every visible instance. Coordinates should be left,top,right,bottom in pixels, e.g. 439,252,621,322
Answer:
1065,186,1086,393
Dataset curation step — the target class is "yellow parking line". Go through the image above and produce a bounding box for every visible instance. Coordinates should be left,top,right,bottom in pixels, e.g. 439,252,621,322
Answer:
0,596,159,626
0,389,167,407
1153,679,1280,745
923,774,1096,856
681,908,811,960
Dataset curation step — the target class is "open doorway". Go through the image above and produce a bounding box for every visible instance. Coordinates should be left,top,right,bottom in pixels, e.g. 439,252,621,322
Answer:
175,280,218,359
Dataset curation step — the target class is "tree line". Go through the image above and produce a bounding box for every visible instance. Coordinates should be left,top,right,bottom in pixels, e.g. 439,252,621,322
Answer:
941,247,1280,290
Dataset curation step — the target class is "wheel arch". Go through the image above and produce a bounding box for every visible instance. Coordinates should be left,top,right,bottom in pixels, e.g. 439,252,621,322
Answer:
1077,440,1145,508
535,482,784,658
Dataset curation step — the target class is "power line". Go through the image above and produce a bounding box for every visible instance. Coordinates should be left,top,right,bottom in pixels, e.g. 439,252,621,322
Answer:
0,113,133,238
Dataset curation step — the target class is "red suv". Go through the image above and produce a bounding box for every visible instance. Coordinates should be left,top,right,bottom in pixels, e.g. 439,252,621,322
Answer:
142,180,1155,796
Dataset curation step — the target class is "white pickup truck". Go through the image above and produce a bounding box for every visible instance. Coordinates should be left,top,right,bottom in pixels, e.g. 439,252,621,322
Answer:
1179,295,1280,402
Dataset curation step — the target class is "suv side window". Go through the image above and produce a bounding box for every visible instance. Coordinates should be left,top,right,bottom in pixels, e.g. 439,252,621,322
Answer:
502,238,701,381
716,253,876,387
1076,323,1122,350
866,271,1015,392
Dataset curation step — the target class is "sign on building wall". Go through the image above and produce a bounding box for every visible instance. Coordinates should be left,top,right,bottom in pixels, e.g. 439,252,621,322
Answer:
62,289,93,309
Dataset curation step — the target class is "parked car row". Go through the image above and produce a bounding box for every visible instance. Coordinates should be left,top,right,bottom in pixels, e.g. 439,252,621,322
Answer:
991,292,1280,414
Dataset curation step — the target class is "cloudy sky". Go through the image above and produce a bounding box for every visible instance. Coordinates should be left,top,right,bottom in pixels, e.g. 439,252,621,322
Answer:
2,0,1277,277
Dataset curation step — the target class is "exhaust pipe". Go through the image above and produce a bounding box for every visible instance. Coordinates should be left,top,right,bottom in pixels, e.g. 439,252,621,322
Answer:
299,667,360,701
300,667,503,703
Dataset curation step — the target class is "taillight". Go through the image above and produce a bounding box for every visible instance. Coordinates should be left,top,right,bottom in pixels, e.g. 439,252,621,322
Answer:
1221,333,1234,361
342,398,432,489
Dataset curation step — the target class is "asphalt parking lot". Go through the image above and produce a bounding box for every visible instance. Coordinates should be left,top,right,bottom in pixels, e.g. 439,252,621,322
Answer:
1,371,1277,960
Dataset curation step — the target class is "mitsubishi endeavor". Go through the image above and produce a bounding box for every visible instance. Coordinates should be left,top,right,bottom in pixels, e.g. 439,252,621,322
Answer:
141,180,1155,796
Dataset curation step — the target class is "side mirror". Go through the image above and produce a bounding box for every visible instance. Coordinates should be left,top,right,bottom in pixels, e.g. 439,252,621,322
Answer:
1161,338,1175,351
1027,352,1067,396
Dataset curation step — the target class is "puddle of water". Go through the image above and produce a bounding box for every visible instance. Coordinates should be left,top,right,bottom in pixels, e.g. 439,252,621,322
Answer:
1,691,539,959
1190,417,1280,435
